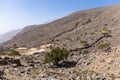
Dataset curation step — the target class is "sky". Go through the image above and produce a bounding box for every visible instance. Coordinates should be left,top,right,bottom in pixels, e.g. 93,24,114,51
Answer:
0,0,120,34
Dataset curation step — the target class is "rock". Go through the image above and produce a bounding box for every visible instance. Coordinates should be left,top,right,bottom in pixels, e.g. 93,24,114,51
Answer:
0,57,22,66
48,77,58,80
69,77,75,80
70,53,74,56
4,69,9,74
109,60,114,65
0,70,4,79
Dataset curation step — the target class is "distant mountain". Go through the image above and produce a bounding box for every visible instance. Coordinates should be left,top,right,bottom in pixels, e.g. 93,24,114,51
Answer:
0,29,22,43
2,4,120,49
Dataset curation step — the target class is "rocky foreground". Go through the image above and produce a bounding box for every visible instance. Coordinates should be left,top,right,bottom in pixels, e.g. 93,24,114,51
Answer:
0,46,120,80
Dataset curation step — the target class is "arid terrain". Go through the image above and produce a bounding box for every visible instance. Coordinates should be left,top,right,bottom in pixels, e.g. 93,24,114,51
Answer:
0,4,120,80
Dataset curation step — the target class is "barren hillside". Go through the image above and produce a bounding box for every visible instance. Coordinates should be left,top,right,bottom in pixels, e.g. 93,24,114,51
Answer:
2,4,120,49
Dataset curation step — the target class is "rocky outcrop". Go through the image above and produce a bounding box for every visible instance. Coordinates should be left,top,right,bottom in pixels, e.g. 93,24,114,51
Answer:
0,47,120,80
0,57,22,66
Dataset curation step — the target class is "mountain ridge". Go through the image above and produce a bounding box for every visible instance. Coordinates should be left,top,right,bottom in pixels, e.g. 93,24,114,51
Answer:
2,4,120,49
0,29,22,43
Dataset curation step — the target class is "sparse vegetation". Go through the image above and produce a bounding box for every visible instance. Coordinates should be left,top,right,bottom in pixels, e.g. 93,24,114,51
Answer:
97,43,110,50
44,47,69,66
90,32,95,34
82,49,89,54
101,28,111,37
80,34,83,36
0,52,5,56
73,69,79,76
8,50,21,56
80,40,88,44
80,40,90,48
107,73,120,78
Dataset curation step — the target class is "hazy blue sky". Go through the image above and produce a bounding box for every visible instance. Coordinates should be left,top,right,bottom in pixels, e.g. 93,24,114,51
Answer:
0,0,120,34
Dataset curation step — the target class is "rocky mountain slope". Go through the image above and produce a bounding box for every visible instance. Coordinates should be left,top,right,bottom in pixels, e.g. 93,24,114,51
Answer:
0,4,120,80
0,29,22,43
2,4,120,49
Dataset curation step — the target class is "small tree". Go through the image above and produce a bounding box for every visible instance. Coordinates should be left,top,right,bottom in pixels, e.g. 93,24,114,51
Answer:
44,47,69,66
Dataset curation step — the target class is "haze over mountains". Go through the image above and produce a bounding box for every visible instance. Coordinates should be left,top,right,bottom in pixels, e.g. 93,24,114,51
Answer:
0,29,22,43
2,4,120,49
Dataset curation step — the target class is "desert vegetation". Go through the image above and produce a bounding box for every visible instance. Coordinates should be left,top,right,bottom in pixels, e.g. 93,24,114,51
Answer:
97,43,110,50
80,40,88,44
82,49,89,54
8,50,21,56
44,47,69,66
0,52,5,56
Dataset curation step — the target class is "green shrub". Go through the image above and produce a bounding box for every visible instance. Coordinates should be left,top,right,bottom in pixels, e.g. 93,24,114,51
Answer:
97,43,110,50
80,40,88,44
90,32,95,34
44,47,69,66
82,49,89,54
80,34,83,36
0,52,5,56
8,50,21,56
